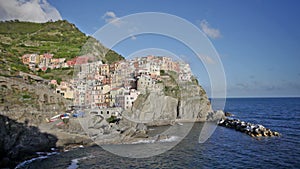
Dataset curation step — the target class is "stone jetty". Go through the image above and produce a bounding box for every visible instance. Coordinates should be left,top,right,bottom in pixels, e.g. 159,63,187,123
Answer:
218,118,280,137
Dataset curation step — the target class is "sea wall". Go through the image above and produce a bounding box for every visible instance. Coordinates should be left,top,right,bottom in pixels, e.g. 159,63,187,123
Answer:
218,118,280,137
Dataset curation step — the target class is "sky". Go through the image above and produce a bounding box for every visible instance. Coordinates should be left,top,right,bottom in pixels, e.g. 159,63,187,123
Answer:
0,0,300,98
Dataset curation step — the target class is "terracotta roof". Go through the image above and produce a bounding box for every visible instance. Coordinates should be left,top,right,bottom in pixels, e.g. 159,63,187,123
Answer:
111,87,121,91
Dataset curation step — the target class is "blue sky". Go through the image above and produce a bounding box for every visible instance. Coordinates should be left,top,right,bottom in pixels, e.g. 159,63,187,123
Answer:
1,0,300,97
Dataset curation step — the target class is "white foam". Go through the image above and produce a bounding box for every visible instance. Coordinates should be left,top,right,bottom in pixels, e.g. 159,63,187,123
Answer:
131,136,179,144
67,159,79,169
67,155,95,169
131,139,156,144
15,152,59,169
158,136,179,143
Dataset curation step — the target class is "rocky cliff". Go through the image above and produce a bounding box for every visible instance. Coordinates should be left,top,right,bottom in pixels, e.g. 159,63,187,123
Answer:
177,83,213,121
126,92,178,125
0,115,57,168
0,76,70,116
125,71,217,126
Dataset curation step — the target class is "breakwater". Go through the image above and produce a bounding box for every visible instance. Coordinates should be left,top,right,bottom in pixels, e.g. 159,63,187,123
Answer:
218,118,280,137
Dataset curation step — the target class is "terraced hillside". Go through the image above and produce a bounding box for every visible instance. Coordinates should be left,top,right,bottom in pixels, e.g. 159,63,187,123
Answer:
0,20,123,78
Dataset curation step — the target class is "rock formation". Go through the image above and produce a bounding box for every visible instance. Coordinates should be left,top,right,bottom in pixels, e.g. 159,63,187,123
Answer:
124,77,216,126
0,115,57,168
218,118,281,137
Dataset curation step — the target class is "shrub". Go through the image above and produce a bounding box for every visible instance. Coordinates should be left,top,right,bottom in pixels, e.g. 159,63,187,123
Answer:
106,115,118,123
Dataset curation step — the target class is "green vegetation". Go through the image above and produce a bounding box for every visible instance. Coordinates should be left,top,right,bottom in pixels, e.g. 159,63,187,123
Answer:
37,67,74,81
104,50,124,64
0,20,124,79
0,20,86,60
0,85,37,106
50,84,56,89
160,70,181,98
191,76,199,85
22,94,31,99
163,85,180,98
106,115,119,123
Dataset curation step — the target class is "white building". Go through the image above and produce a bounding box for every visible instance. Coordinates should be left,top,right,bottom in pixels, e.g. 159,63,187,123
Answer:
137,74,157,94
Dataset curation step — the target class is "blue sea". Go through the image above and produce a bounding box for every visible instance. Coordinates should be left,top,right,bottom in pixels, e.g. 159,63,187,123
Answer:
24,98,300,169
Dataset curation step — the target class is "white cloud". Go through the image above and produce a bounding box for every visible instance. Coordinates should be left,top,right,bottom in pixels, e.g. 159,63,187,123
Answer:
200,20,221,39
128,27,138,40
102,11,121,26
130,35,137,40
0,0,62,23
236,83,249,89
198,54,215,64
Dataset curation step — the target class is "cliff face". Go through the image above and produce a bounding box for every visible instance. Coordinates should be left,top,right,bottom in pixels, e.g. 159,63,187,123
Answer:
126,74,214,125
178,83,212,121
0,76,70,123
127,92,178,126
0,115,57,168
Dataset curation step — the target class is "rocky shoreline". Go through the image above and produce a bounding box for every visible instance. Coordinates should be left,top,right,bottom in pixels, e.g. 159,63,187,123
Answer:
1,110,282,168
0,111,220,168
0,115,58,168
218,117,281,137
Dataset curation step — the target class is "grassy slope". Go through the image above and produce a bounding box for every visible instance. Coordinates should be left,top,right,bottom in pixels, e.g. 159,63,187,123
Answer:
0,20,123,80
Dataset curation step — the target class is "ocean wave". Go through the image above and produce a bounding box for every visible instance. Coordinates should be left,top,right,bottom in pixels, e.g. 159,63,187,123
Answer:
15,152,59,169
131,139,156,144
158,136,179,143
67,155,95,169
131,136,179,144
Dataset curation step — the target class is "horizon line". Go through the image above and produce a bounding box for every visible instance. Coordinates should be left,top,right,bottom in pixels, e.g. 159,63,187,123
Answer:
209,96,300,99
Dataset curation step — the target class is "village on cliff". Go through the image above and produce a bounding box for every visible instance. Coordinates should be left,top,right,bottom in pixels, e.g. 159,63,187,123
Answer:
21,54,193,113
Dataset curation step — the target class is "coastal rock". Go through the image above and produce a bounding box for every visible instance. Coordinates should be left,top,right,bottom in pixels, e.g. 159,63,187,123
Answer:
178,84,213,121
133,130,148,138
126,82,214,125
218,118,281,138
224,112,234,117
155,134,170,142
206,110,225,121
128,92,178,125
0,115,57,168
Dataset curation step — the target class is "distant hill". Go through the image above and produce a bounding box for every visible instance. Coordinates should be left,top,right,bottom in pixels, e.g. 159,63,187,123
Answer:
0,20,123,78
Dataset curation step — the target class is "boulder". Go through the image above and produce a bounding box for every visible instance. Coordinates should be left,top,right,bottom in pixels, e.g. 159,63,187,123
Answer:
224,112,234,117
155,134,170,142
133,130,148,138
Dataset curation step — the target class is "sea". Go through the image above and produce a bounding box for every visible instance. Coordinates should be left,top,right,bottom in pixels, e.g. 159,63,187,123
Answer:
19,98,300,169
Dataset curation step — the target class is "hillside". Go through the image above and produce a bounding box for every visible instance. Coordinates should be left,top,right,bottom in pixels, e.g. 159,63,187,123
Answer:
0,20,123,78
